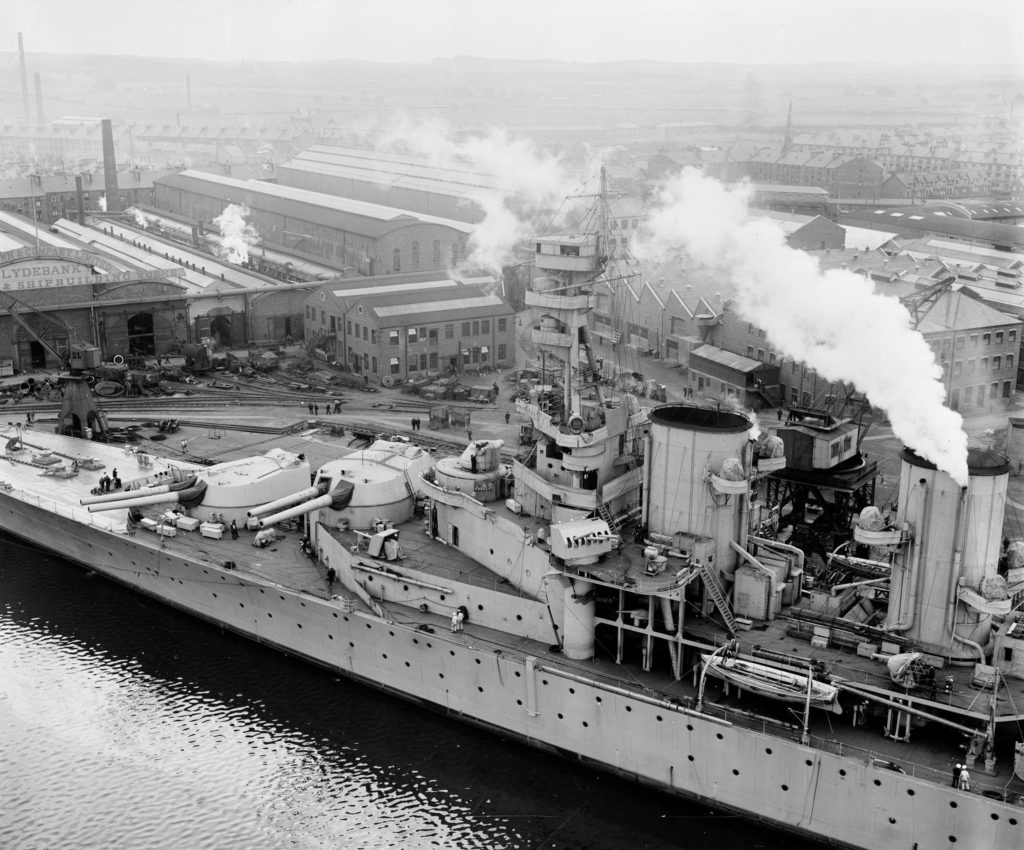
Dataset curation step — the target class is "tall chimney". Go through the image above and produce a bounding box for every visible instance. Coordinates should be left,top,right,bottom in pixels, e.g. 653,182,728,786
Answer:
75,175,86,225
34,72,45,126
18,33,31,123
186,73,193,111
101,119,121,213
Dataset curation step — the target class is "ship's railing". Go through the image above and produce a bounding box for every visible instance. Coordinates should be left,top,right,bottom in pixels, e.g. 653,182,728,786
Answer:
3,486,125,533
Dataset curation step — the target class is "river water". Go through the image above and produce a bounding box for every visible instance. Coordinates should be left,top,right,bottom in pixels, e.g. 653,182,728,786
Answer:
1,537,818,850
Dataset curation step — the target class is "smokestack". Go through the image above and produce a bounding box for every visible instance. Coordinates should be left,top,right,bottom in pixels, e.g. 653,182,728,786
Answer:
18,33,31,123
34,72,44,126
101,119,121,213
186,73,193,111
75,175,85,225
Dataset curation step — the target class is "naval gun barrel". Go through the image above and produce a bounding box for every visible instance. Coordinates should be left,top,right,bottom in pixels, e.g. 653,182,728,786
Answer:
247,485,323,519
86,480,204,513
258,493,334,528
81,484,172,506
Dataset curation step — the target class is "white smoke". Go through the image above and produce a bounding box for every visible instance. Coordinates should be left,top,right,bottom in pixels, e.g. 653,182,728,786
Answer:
212,203,259,265
633,168,969,486
379,119,571,272
126,206,156,229
97,194,107,212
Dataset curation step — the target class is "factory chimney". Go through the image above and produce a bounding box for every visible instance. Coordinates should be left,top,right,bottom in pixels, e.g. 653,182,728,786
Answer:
101,119,121,213
75,175,86,225
18,33,31,123
34,72,45,127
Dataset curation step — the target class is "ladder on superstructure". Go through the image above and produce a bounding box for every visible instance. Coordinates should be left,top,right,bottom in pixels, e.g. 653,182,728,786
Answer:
696,559,738,635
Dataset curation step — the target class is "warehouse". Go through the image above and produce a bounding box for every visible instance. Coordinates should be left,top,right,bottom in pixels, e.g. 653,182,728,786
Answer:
304,271,514,381
154,170,473,277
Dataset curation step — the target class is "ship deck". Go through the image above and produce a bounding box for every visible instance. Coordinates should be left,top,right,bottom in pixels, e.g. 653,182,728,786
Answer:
4,422,1024,803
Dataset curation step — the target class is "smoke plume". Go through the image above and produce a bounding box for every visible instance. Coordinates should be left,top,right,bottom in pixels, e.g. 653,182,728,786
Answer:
97,194,107,212
126,206,156,229
633,169,968,486
212,203,259,265
379,119,570,272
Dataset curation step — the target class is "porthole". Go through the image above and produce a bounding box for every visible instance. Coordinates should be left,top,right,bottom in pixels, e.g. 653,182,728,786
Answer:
949,837,956,844
439,673,445,679
212,592,217,598
907,789,915,796
582,721,589,728
656,715,663,722
475,658,481,665
873,779,881,787
297,623,302,629
516,614,523,621
805,759,813,767
403,585,409,591
239,603,244,608
950,801,958,809
596,696,603,704
557,713,563,719
542,679,548,686
687,725,694,732
569,687,575,694
765,747,772,755
1008,818,1017,825
687,755,694,762
625,705,632,712
382,653,387,659
781,784,789,792
344,616,349,622
515,671,521,678
450,650,456,657
404,661,410,667
413,638,419,645
839,769,846,777
389,631,395,637
732,769,739,776
328,635,333,640
267,612,273,618
349,642,354,648
516,699,522,706
332,612,337,618
300,602,306,607
888,817,896,825
366,623,372,629
716,733,723,740
991,814,999,821
440,594,446,601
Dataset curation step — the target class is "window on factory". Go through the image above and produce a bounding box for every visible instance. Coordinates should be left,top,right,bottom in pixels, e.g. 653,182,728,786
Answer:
791,387,800,404
433,240,441,264
472,321,480,335
419,353,427,370
472,348,480,364
408,328,417,342
1010,330,1017,344
757,349,764,361
390,330,399,346
956,336,964,349
967,359,975,373
429,352,438,370
346,320,352,335
462,322,471,336
747,346,754,358
354,322,361,338
984,333,991,345
498,344,507,362
371,329,377,344
611,220,618,230
971,334,979,346
994,356,1002,371
1008,355,1014,371
941,338,951,351
321,311,326,326
412,241,420,268
363,326,368,341
481,320,490,334
632,219,638,228
390,357,401,375
954,361,962,376
748,324,754,334
363,353,369,371
445,324,454,340
498,318,507,333
996,331,1004,345
977,384,985,403
1004,381,1012,398
418,327,427,341
409,357,418,372
992,382,1000,399
372,357,378,374
393,249,401,272
330,316,337,332
428,327,438,344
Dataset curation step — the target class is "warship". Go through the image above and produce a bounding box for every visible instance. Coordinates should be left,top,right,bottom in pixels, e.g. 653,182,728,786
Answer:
3,194,1024,850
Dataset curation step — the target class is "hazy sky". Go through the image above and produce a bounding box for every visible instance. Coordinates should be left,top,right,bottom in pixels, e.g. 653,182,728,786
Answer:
8,0,1024,69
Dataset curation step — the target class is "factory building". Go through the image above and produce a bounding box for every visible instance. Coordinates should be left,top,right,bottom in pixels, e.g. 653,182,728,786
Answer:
0,169,177,225
0,210,312,373
304,272,514,380
277,144,502,224
153,170,473,278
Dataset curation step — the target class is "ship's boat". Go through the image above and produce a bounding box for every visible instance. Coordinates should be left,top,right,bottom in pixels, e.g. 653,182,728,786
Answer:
701,651,842,712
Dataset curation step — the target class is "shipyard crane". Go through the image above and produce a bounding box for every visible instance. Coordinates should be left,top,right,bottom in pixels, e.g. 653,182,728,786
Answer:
0,290,86,371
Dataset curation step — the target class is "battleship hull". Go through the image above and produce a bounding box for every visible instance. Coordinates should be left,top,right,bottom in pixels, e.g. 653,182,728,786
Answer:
2,487,1017,850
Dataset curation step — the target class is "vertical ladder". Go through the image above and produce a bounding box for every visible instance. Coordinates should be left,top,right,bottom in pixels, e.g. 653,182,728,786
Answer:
696,559,738,635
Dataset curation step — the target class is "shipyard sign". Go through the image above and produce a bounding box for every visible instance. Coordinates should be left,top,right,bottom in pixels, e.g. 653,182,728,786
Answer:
0,247,182,291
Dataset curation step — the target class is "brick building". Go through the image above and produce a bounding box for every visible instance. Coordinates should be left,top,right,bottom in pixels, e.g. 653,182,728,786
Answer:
154,170,473,277
304,272,514,380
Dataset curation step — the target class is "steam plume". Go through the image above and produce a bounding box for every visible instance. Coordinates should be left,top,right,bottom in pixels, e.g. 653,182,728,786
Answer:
633,169,968,486
126,206,156,229
212,203,259,265
97,194,107,212
380,119,570,272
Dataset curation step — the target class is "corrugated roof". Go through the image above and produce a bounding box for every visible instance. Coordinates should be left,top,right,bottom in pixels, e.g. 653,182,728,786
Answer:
917,290,1019,333
374,293,504,318
690,344,766,373
157,170,474,239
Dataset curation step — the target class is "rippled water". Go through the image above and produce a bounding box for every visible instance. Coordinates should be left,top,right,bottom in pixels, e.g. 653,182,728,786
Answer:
0,537,819,850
